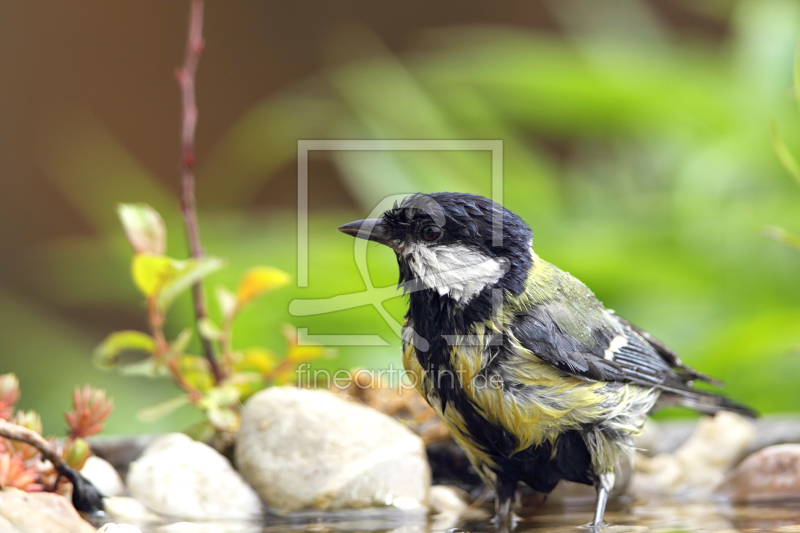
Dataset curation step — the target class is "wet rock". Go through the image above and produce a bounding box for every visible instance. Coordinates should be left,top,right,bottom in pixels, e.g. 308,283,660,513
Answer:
103,497,162,524
96,524,142,533
236,387,430,512
81,456,125,497
429,485,469,516
0,488,95,533
630,411,756,495
429,485,488,530
715,444,800,503
0,515,18,533
127,433,262,520
337,372,449,445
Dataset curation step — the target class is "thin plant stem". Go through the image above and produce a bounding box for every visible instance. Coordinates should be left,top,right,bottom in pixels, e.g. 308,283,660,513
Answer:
176,0,223,383
0,420,104,512
0,419,70,473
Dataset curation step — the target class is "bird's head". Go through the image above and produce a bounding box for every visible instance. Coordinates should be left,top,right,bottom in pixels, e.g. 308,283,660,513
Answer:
339,192,533,304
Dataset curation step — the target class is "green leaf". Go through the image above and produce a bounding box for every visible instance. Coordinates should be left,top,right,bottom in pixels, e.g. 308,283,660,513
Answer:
118,204,166,255
199,385,241,409
131,254,177,297
137,395,191,422
181,356,214,391
770,122,800,188
94,330,156,368
182,419,216,443
118,358,169,377
157,257,225,311
130,254,224,310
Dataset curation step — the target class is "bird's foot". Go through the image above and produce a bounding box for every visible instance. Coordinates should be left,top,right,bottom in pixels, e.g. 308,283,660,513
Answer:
491,513,519,533
490,513,519,527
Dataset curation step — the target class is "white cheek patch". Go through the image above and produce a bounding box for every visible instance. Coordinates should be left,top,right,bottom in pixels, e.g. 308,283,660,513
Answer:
403,243,509,304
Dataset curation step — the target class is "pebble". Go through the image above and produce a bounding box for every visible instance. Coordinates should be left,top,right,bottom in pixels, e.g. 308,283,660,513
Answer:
127,433,263,520
715,444,800,503
235,387,431,512
429,485,469,516
103,497,162,523
631,411,755,495
81,456,125,497
428,485,488,530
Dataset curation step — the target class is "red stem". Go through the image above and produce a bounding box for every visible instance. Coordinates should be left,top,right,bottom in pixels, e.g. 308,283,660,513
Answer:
177,0,223,384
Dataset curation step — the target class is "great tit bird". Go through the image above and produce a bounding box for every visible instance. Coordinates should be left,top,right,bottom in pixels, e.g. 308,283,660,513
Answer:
338,192,755,531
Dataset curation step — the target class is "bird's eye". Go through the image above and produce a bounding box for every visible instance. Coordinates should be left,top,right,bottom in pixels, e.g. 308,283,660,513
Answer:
421,225,442,242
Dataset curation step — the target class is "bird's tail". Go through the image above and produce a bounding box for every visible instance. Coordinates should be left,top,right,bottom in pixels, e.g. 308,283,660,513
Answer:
656,388,758,418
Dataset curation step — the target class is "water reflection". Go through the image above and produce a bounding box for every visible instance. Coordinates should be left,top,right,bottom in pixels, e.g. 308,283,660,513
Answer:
132,498,800,533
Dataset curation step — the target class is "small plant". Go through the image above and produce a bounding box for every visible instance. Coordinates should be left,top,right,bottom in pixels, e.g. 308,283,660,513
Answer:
0,374,112,495
95,205,324,437
93,1,324,441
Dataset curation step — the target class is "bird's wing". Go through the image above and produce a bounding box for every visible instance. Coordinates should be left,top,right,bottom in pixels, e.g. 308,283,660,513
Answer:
504,259,756,417
506,258,707,391
509,301,757,418
510,300,686,390
614,315,723,386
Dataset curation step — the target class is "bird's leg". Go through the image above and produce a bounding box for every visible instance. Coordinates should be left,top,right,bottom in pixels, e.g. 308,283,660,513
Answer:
591,471,615,533
492,476,519,529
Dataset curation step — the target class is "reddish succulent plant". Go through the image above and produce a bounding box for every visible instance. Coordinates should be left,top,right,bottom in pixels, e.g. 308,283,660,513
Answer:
65,386,114,439
0,452,42,492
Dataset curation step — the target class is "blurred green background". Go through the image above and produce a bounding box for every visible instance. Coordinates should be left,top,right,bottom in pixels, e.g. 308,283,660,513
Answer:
1,0,799,435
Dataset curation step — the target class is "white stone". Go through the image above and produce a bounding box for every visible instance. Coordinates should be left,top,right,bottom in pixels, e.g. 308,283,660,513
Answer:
428,485,487,531
103,497,162,523
81,456,125,498
428,485,468,516
127,433,263,520
235,387,431,512
631,411,756,495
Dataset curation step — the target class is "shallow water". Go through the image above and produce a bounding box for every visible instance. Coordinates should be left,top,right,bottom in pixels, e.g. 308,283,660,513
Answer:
120,497,800,533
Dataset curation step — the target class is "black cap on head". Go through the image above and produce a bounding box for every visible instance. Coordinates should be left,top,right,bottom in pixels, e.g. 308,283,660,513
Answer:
339,192,533,295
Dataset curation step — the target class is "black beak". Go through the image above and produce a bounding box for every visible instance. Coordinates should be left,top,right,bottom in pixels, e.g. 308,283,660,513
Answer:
338,218,394,247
